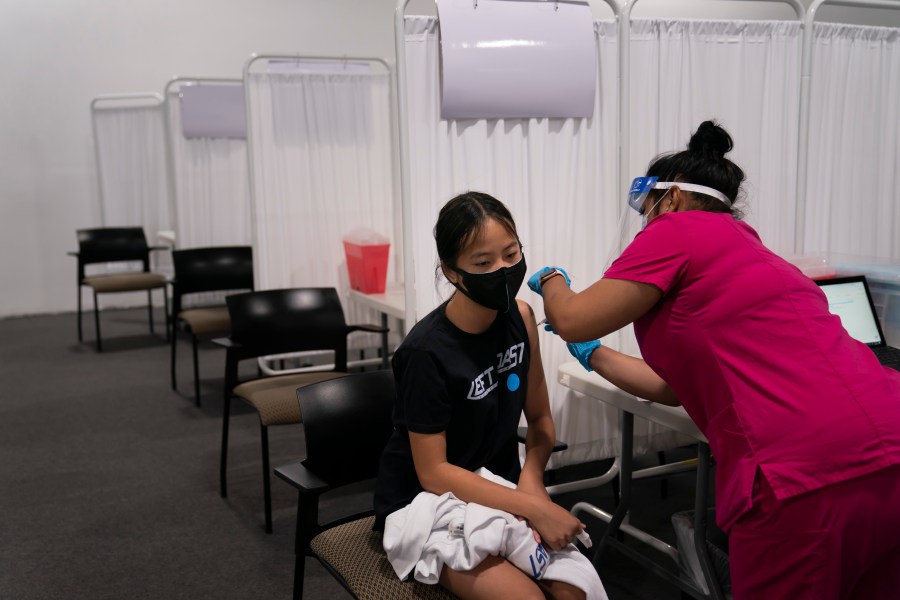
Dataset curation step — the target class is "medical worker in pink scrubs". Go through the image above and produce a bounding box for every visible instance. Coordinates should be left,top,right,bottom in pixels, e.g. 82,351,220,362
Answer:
530,121,900,599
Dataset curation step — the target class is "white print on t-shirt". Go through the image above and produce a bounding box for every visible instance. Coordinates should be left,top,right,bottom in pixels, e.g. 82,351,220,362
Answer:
468,366,498,400
497,342,526,374
467,342,525,400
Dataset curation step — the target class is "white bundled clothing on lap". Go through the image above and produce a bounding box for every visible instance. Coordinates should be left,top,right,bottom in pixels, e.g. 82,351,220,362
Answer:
382,468,608,600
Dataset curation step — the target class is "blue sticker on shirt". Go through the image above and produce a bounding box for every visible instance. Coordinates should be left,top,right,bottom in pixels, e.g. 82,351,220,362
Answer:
506,373,520,392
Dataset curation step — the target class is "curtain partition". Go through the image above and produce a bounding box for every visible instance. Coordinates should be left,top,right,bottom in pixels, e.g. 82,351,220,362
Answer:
803,22,900,261
628,19,802,256
92,94,171,240
91,93,172,278
244,55,399,356
164,78,252,251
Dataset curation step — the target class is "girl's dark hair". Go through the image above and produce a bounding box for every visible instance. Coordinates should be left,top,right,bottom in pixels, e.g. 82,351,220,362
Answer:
434,191,519,272
646,120,745,219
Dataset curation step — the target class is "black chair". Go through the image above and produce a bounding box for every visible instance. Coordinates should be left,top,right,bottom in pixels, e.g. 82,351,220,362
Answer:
275,371,457,600
216,287,387,533
170,246,254,407
69,227,169,352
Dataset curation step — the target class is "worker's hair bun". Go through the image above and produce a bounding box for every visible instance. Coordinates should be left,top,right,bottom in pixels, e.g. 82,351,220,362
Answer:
688,120,733,159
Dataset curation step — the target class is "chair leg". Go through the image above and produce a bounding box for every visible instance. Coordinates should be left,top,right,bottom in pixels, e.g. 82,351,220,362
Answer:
658,450,668,500
192,334,201,407
261,423,273,534
162,288,170,342
77,285,83,342
220,393,231,498
292,493,317,600
293,544,306,600
170,320,178,391
147,290,155,334
93,292,102,352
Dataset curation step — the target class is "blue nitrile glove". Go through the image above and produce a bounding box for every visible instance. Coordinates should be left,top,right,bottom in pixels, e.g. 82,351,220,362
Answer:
527,266,572,296
567,340,602,373
542,319,601,372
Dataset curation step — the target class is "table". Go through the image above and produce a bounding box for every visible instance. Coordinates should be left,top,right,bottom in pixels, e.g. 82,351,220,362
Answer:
348,283,405,368
557,361,725,600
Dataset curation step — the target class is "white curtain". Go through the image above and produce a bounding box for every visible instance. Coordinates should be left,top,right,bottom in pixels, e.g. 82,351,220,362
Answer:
92,101,172,279
245,65,397,352
93,103,171,239
628,19,802,256
165,86,252,250
804,22,900,261
404,17,810,466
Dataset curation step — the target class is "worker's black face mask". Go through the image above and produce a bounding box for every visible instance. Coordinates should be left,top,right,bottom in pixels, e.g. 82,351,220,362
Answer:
451,256,527,313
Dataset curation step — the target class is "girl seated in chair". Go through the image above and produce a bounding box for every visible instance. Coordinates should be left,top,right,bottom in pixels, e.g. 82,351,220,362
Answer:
374,192,606,600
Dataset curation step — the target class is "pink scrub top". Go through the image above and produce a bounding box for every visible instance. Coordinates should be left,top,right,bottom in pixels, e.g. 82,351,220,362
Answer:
604,211,900,532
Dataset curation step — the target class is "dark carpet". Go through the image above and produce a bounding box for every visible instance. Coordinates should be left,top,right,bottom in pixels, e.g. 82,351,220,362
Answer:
0,307,715,599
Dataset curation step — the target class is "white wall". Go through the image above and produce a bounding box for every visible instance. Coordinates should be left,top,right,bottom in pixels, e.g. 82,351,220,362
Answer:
0,0,399,317
1,0,898,318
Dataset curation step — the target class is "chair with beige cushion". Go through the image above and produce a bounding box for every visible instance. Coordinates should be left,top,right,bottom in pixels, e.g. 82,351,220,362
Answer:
70,227,169,352
216,287,387,533
170,246,253,406
276,371,457,600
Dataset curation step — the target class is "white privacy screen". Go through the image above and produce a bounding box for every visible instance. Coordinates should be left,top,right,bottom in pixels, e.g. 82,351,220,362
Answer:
436,0,596,119
180,84,247,139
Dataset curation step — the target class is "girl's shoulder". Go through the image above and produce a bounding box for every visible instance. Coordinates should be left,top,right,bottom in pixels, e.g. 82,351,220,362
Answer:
401,305,448,348
514,298,536,332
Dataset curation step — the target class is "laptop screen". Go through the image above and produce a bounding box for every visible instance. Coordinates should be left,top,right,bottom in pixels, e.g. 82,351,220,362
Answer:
817,278,884,346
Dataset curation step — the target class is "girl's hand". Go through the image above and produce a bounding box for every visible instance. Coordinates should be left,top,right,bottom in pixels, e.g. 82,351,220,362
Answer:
527,499,587,552
516,475,552,543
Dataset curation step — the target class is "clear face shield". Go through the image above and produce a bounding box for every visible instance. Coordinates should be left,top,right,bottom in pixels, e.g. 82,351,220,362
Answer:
603,176,732,273
601,177,662,274
627,176,660,215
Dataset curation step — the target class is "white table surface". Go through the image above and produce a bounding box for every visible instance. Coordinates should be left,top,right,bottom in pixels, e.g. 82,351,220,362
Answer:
557,361,706,442
347,282,405,320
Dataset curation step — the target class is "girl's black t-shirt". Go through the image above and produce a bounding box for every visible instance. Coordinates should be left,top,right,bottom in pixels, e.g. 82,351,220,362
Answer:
372,300,531,530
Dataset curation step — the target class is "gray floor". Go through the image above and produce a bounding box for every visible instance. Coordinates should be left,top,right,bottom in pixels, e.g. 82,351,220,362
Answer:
0,307,717,599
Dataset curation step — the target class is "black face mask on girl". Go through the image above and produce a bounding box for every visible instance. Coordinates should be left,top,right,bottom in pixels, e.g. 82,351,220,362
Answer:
450,256,528,313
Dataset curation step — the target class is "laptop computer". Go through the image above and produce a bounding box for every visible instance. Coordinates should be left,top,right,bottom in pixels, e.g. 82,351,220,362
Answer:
815,275,900,371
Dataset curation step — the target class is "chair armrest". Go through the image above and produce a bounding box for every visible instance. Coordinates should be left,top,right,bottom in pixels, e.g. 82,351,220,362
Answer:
67,251,79,257
211,337,241,349
275,460,329,494
347,323,389,335
148,245,170,252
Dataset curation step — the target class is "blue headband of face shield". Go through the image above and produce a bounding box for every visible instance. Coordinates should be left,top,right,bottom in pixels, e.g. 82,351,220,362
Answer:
628,176,732,215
